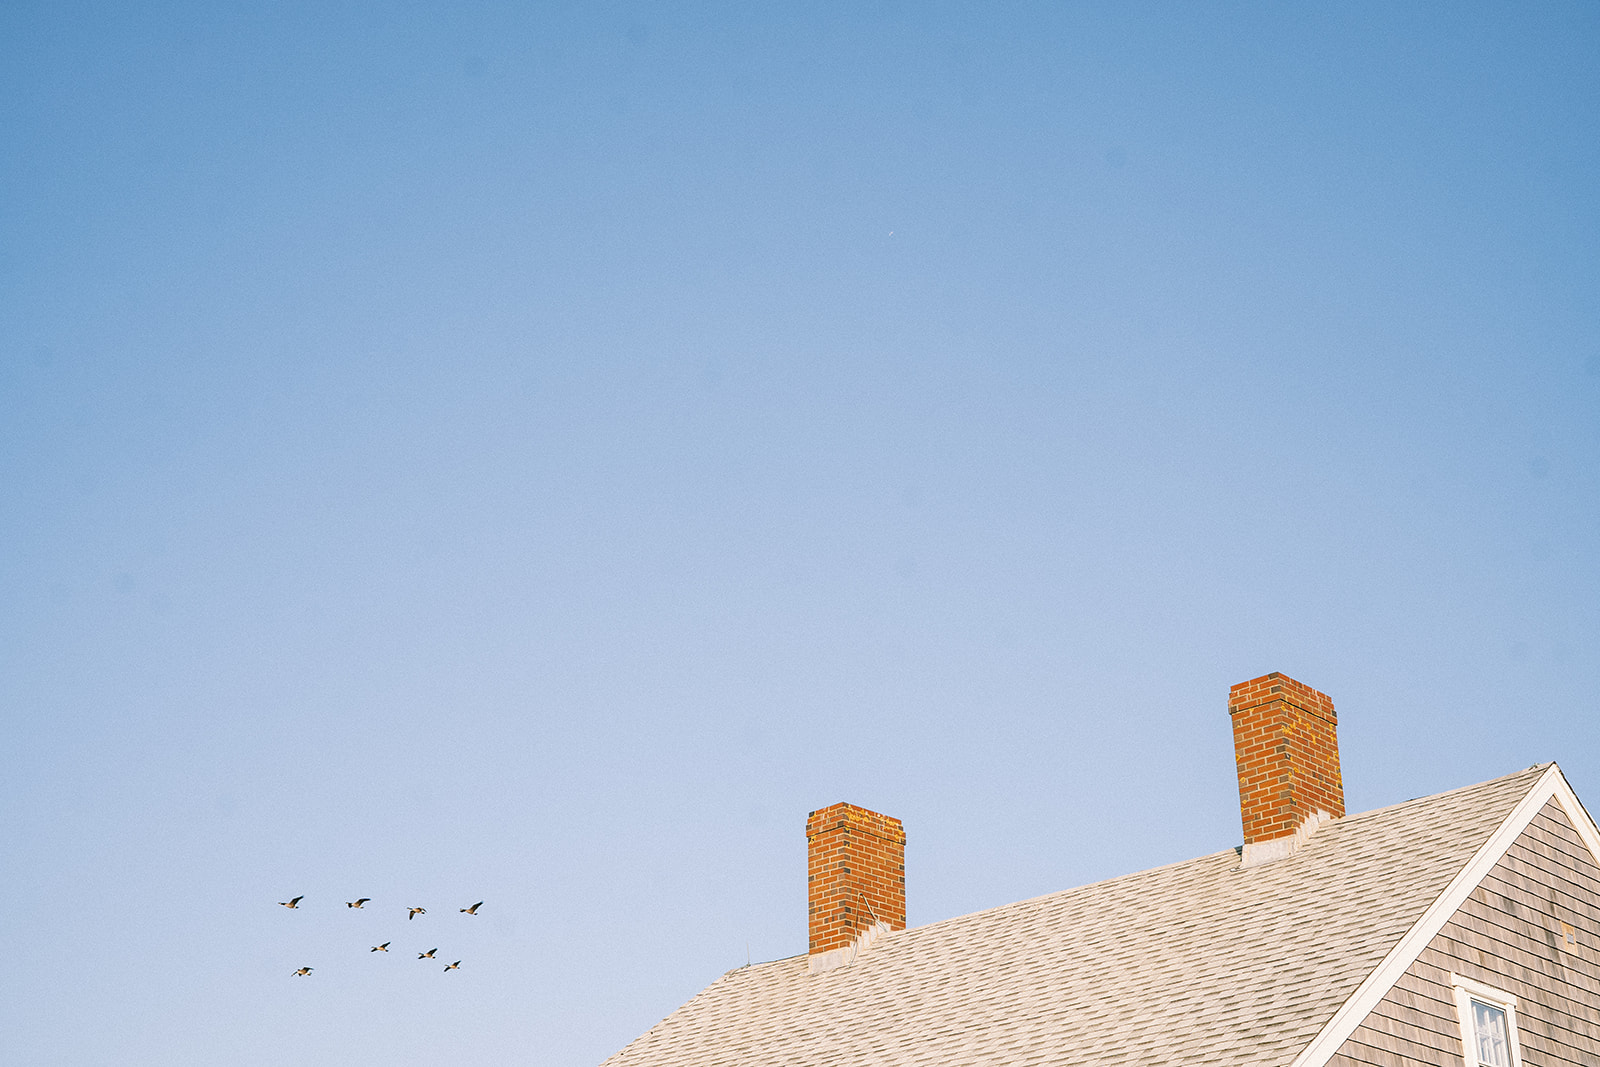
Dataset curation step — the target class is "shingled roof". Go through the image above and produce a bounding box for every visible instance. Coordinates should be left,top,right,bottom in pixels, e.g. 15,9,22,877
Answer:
602,764,1560,1067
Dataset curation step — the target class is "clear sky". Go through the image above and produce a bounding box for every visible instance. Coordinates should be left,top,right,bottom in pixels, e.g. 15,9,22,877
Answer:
3,3,1598,1064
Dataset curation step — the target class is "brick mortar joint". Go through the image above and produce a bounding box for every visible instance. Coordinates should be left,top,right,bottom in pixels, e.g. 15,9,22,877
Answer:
805,826,909,845
1228,700,1337,724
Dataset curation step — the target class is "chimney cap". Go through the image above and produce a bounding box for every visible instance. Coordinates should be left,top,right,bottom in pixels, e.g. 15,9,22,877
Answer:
1228,672,1336,721
805,802,907,844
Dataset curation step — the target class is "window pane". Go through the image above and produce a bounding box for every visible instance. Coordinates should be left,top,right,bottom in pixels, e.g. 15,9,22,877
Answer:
1472,1000,1510,1067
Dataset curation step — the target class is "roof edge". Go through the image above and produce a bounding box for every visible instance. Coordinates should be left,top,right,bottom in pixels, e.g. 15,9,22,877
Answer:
1290,762,1573,1067
1552,767,1600,866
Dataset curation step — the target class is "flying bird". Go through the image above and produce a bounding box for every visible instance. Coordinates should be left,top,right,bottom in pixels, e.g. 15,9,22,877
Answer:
293,967,313,977
418,948,438,959
346,898,370,909
460,902,483,915
279,896,303,909
444,960,461,971
370,942,390,952
407,907,426,921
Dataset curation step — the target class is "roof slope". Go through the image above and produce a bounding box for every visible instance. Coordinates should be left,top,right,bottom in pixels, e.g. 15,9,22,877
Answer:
603,765,1551,1067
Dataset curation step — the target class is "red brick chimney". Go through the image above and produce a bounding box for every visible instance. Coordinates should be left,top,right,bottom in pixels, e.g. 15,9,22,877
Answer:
806,802,905,962
1229,672,1344,866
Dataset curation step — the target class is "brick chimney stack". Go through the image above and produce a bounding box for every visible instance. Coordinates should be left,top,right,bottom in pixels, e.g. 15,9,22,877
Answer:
1229,672,1344,866
806,803,905,957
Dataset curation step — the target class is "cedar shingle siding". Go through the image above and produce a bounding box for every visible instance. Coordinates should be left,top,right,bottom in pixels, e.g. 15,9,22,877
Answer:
1333,798,1600,1067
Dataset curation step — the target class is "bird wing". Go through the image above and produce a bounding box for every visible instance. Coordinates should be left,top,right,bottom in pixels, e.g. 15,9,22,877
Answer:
290,896,302,906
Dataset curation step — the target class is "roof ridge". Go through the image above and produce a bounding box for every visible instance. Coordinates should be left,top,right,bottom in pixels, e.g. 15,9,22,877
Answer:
891,762,1554,940
1335,761,1553,825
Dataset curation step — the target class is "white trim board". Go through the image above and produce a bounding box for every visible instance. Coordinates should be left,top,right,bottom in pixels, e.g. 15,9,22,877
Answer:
1291,763,1593,1067
1549,771,1600,871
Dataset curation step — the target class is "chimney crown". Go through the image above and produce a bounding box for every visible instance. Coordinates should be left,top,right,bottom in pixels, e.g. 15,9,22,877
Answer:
806,802,905,957
1229,671,1344,865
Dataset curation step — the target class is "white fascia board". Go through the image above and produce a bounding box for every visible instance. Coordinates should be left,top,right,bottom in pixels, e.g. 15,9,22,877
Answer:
1291,763,1568,1067
1548,767,1600,869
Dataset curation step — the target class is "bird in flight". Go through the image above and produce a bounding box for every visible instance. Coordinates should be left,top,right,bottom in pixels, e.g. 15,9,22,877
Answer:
418,948,438,959
293,967,313,977
370,942,390,953
279,896,303,909
407,906,426,920
460,902,483,915
346,898,370,909
444,960,461,971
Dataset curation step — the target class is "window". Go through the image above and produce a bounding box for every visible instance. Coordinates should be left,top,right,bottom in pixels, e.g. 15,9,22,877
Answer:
1469,999,1511,1066
1450,974,1524,1067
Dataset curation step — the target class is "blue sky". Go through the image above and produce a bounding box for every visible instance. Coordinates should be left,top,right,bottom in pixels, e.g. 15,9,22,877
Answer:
3,3,1598,1064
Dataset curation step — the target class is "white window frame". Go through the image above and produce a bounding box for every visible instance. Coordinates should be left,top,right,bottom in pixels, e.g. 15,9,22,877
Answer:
1449,973,1525,1067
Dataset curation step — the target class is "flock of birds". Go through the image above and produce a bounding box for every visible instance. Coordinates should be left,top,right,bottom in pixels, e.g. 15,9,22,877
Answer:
278,895,483,977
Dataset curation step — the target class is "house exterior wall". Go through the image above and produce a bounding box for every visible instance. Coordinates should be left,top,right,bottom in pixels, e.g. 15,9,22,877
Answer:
1329,798,1600,1067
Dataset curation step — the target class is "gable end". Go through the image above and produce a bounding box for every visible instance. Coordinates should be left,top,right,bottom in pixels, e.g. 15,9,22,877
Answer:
1295,765,1600,1067
1329,796,1600,1065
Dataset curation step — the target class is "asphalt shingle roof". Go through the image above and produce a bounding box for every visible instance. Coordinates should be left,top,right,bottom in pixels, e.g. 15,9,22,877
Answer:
602,765,1550,1067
